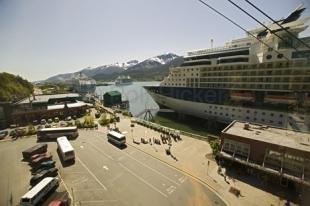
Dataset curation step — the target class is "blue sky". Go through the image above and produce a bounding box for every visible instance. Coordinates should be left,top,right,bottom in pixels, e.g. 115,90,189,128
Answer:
0,0,309,81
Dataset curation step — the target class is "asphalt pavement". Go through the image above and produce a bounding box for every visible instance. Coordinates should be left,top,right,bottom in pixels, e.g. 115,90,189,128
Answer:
0,130,226,206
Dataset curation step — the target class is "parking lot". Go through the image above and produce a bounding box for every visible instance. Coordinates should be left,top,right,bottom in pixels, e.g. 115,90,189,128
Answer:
0,130,225,206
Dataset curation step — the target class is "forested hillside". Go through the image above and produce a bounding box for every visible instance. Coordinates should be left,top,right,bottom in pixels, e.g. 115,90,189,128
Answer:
0,72,33,102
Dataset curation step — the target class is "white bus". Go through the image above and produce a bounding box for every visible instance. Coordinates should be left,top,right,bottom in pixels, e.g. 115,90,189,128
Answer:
107,131,126,146
37,126,78,141
20,177,59,206
57,136,75,162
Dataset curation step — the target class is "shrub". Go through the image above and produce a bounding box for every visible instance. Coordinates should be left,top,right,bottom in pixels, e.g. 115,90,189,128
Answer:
75,119,81,128
27,125,37,135
99,113,110,126
83,115,95,128
209,139,221,155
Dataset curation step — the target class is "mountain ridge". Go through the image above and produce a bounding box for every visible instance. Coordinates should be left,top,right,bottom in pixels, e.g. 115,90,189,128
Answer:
43,53,181,82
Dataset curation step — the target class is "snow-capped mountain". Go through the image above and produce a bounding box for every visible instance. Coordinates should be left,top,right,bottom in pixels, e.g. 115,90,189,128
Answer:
146,53,179,65
43,53,180,82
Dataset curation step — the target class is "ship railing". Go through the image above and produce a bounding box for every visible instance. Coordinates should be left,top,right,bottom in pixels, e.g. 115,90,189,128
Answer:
187,46,249,57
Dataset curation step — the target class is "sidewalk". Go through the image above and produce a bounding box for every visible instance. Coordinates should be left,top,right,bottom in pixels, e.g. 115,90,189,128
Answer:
112,117,296,206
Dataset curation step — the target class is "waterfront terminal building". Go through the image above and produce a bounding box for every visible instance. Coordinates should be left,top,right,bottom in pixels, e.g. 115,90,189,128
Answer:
219,120,310,188
10,93,87,125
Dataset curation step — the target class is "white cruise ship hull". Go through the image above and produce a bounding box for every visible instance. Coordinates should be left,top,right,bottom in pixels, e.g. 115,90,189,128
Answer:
148,90,291,128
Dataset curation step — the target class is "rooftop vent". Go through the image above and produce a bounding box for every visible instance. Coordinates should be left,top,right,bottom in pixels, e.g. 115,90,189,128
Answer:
244,122,250,130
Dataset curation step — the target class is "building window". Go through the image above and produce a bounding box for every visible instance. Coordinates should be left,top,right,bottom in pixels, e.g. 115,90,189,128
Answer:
277,53,283,59
266,55,272,60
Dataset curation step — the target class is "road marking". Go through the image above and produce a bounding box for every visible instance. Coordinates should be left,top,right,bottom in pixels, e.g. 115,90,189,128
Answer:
166,185,176,194
121,150,181,186
88,141,114,160
73,188,107,192
118,162,168,198
178,176,187,183
72,176,88,185
122,131,128,134
57,171,74,201
76,156,107,191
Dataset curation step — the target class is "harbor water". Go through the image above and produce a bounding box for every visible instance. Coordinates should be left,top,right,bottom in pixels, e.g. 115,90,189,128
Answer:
95,81,160,117
95,82,225,136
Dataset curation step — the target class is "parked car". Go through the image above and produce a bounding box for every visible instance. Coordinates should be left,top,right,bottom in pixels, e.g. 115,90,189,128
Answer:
0,130,8,139
60,121,67,127
9,130,16,137
54,117,59,123
66,116,72,121
30,153,47,161
30,154,53,166
47,119,53,124
41,119,47,125
31,160,56,172
45,124,52,128
30,168,58,186
37,125,44,130
48,198,70,206
95,111,101,118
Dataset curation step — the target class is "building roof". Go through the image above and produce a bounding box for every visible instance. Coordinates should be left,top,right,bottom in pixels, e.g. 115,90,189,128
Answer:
104,91,121,97
16,93,80,104
47,101,86,110
222,121,310,153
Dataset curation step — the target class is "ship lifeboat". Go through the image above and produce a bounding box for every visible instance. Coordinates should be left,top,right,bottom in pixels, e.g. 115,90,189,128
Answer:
230,92,254,101
264,95,297,104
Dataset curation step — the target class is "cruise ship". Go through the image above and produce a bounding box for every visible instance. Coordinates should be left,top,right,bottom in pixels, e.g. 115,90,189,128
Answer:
145,5,310,132
115,75,133,86
69,73,96,95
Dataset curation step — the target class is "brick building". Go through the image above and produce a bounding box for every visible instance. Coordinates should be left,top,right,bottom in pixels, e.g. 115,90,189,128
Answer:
219,120,310,187
10,93,88,125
